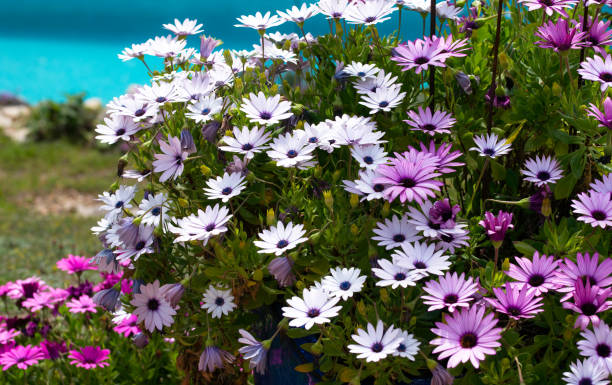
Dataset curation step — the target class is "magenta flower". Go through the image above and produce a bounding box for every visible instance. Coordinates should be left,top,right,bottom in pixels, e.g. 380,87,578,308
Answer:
422,272,479,312
0,330,19,346
581,16,612,56
374,153,443,204
391,37,447,74
21,292,53,312
487,283,544,319
479,211,514,244
518,0,576,17
535,19,587,52
113,314,140,337
7,277,47,300
554,252,612,302
506,251,559,296
152,135,188,183
39,340,67,360
429,198,461,228
431,305,503,368
571,192,612,228
414,141,464,174
578,54,612,91
68,346,110,369
404,106,456,136
56,254,97,274
66,295,97,314
587,97,612,130
562,280,611,330
0,345,45,370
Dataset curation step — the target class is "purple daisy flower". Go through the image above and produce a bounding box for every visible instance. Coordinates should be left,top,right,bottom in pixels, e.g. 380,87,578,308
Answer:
506,251,559,296
404,106,456,136
578,322,612,373
487,283,544,319
562,280,612,330
578,54,612,91
581,16,612,56
422,272,479,312
521,155,564,187
431,305,503,368
518,0,576,17
572,192,612,228
0,345,45,370
374,153,443,204
152,135,188,183
535,19,587,52
68,346,110,369
238,329,268,375
198,346,234,372
587,97,612,130
56,254,97,275
429,198,461,228
415,141,464,174
479,211,514,244
391,38,447,74
591,174,612,196
554,252,612,302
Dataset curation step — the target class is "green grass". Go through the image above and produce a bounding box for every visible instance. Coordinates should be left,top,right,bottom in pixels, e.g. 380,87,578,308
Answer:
0,135,117,286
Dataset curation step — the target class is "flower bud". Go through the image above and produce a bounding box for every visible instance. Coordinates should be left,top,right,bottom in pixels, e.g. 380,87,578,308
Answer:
178,198,189,208
552,82,562,97
92,288,121,312
323,190,334,211
266,209,276,226
160,283,185,308
180,129,197,154
350,194,359,208
382,201,390,217
200,164,212,177
132,333,149,348
350,224,359,236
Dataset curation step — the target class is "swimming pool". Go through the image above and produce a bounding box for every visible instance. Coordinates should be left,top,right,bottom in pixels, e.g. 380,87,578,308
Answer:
0,0,423,103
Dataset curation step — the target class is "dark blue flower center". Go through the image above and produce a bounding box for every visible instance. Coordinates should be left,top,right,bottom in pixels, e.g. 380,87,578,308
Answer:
422,123,436,131
600,72,612,82
287,150,298,158
357,71,366,77
147,298,159,311
221,187,233,195
579,379,593,385
460,333,478,348
592,210,607,221
215,297,225,306
400,177,416,188
307,308,320,318
483,148,495,156
397,343,406,352
392,234,406,243
365,16,377,23
116,128,126,136
155,96,167,103
394,272,406,281
205,223,215,232
201,108,211,115
135,241,145,250
379,101,389,108
339,281,351,291
373,184,385,192
596,343,611,358
308,137,318,143
581,302,598,316
363,156,374,164
260,112,272,120
151,207,161,216
134,108,146,117
241,143,254,151
115,201,124,209
414,57,429,65
276,240,289,248
444,294,458,304
371,342,383,352
528,274,544,287
536,171,550,181
507,306,521,316
414,261,427,269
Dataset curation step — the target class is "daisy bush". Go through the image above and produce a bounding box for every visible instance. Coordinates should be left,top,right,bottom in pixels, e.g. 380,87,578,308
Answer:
78,0,612,383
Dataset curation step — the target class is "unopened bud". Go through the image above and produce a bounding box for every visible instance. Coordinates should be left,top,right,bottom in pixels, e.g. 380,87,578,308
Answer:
266,209,276,226
133,333,149,348
350,194,359,208
323,190,334,211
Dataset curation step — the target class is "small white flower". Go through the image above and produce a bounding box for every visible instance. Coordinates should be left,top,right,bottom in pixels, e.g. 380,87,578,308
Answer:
91,217,113,235
176,73,214,102
353,70,399,95
317,0,352,19
393,330,421,360
241,92,293,126
372,215,421,250
144,35,186,58
98,185,136,222
328,114,385,146
254,222,308,256
201,286,237,318
342,169,386,201
267,132,316,168
137,193,171,227
404,0,430,13
131,280,176,332
219,126,271,159
436,1,463,20
282,287,342,329
115,224,155,262
277,3,320,24
521,155,563,187
562,358,609,385
168,204,232,244
393,241,451,278
95,115,141,144
359,86,406,114
578,323,612,374
344,0,397,25
344,62,380,80
372,259,420,289
235,11,286,31
203,172,247,203
185,95,224,123
350,144,389,170
118,43,148,61
321,267,367,300
300,122,334,152
163,18,203,36
347,320,403,362
470,133,512,159
136,82,180,106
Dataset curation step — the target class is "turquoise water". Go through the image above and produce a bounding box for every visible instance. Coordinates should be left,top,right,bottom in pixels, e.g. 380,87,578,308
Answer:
0,0,423,103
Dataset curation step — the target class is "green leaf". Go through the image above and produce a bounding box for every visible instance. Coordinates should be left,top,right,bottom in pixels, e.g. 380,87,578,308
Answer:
513,241,537,256
490,159,506,181
554,175,578,199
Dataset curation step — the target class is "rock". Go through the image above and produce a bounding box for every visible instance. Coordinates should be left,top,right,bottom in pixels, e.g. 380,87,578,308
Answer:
0,105,31,142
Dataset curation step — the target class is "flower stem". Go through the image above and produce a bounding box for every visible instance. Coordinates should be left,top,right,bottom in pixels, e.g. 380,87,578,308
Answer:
468,158,490,214
486,0,505,134
429,0,437,108
578,3,589,88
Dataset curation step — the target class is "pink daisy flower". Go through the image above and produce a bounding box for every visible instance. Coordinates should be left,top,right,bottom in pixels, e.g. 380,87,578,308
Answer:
535,19,587,52
563,280,612,330
56,254,97,274
421,272,479,312
518,0,576,17
404,106,456,136
487,283,544,319
587,97,612,130
21,292,54,312
571,192,612,229
391,37,447,74
431,305,503,368
68,346,110,369
554,252,612,302
0,345,45,371
506,251,559,295
66,295,97,314
7,277,47,300
113,314,140,337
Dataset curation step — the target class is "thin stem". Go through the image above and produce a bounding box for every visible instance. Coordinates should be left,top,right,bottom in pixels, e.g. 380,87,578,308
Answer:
429,0,437,108
468,158,490,214
578,3,589,88
564,54,574,88
486,0,505,134
494,246,500,270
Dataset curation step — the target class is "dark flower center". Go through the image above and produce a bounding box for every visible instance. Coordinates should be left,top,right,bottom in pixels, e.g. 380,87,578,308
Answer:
201,108,211,115
536,171,551,181
507,306,521,316
241,143,254,151
400,177,416,188
422,123,436,131
394,272,406,281
428,221,441,230
414,261,427,269
287,150,298,158
205,223,215,232
600,72,612,82
357,71,366,77
135,241,145,250
215,297,225,306
134,108,146,117
147,298,160,311
332,12,342,18
591,210,607,221
444,294,459,304
221,187,233,195
276,240,289,248
339,281,351,290
308,137,318,143
414,57,429,65
116,128,126,136
364,156,374,164
397,343,406,352
579,379,593,385
393,234,406,243
115,201,124,209
528,274,545,287
459,332,478,348
260,112,272,120
540,0,553,5
596,343,611,358
175,155,183,163
483,148,495,156
581,302,598,316
379,101,389,108
151,207,161,216
307,308,320,318
581,275,598,286
371,342,383,352
155,96,167,103
373,184,385,192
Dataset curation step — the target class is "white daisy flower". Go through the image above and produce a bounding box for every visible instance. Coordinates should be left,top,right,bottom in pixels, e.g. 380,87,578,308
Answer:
360,86,406,114
353,70,399,95
372,215,421,250
136,82,180,106
435,227,470,253
521,155,563,187
372,259,420,289
163,18,203,36
347,320,403,362
95,115,141,144
393,330,421,360
265,31,299,43
118,43,148,61
350,144,389,170
470,133,512,159
115,224,155,262
219,126,271,159
168,204,232,244
91,217,113,236
345,169,386,201
300,122,333,151
282,287,342,329
317,0,352,19
131,280,176,332
203,172,247,203
137,193,171,227
267,132,316,168
344,0,396,25
393,241,451,278
328,114,385,146
578,323,612,374
185,95,223,123
406,200,464,239
321,267,367,300
176,73,214,102
107,94,158,122
405,0,430,14
277,3,320,24
144,35,187,58
254,221,308,256
241,92,293,126
98,185,136,222
344,62,380,80
563,358,609,385
201,286,236,318
121,169,152,182
436,1,463,20
235,11,286,31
